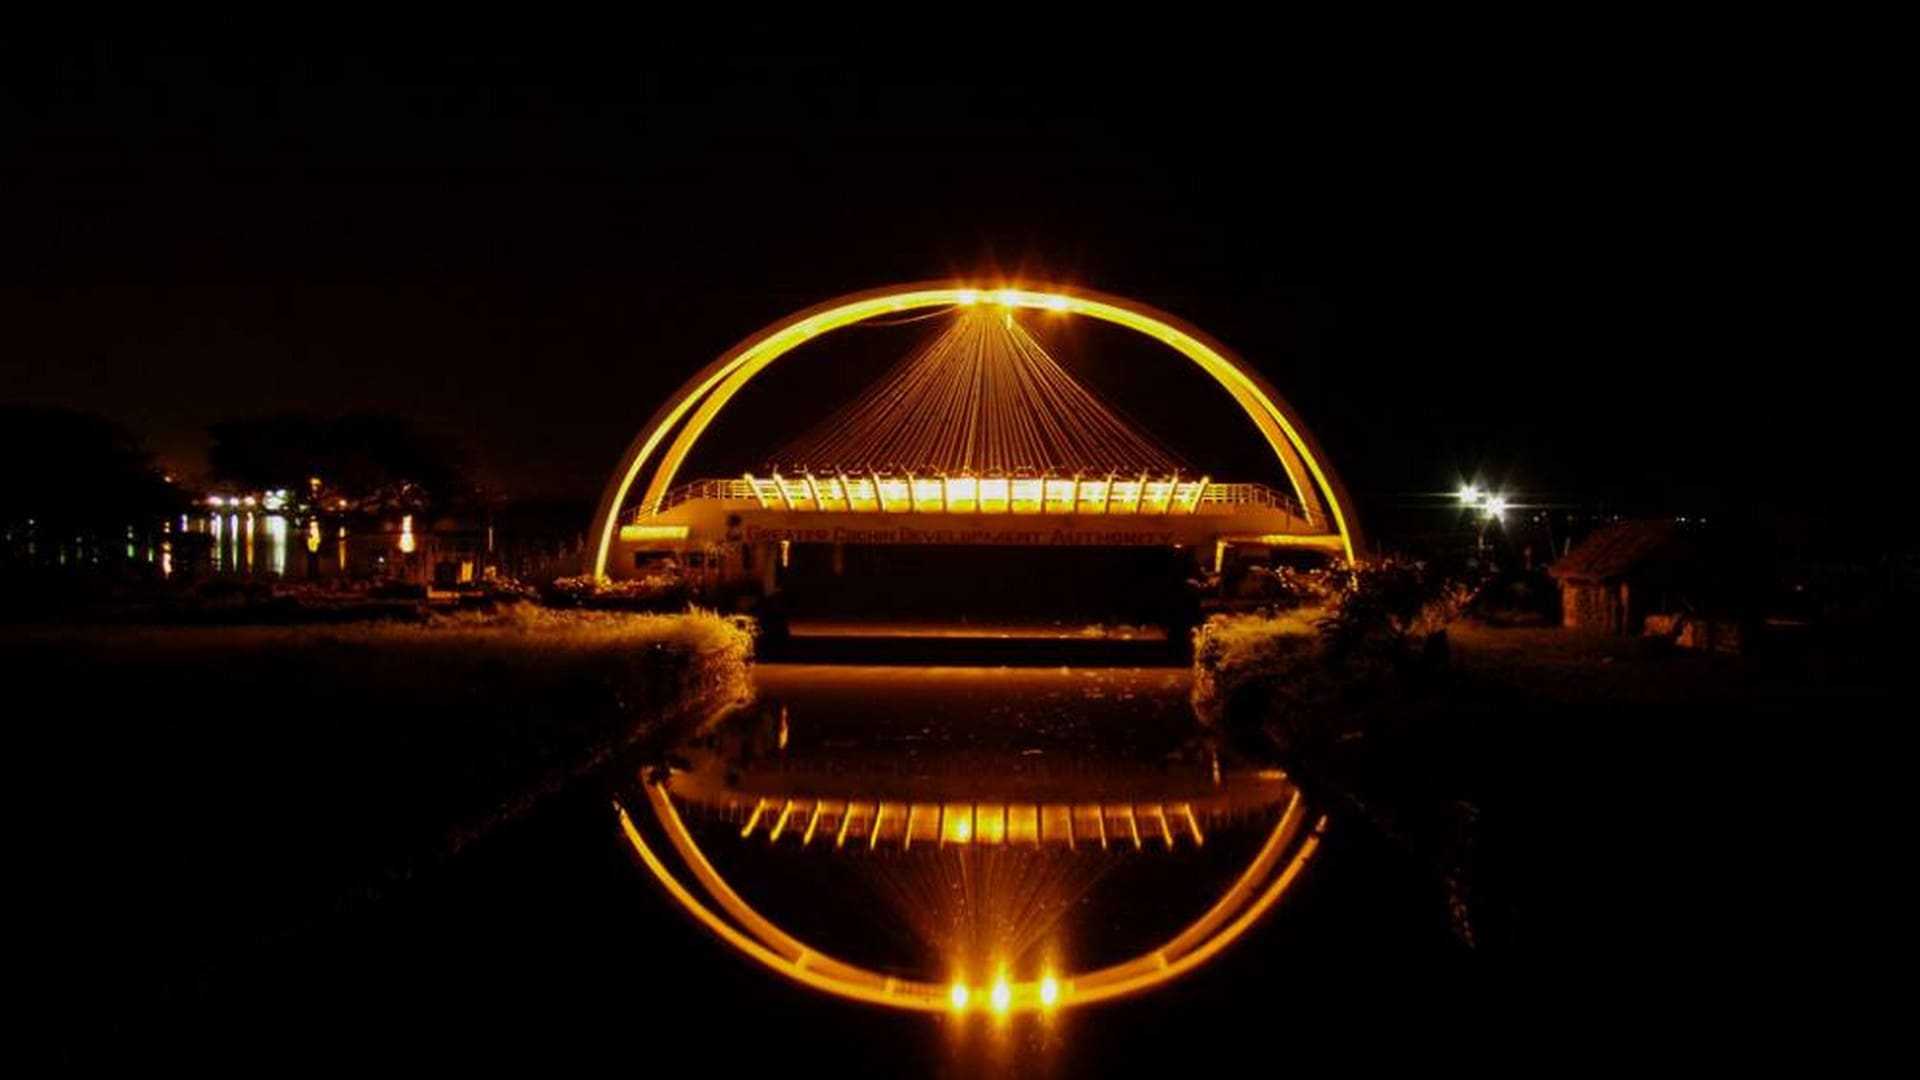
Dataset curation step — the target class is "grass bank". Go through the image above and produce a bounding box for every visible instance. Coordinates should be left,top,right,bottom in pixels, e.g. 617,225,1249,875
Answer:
1193,613,1908,972
9,607,753,1019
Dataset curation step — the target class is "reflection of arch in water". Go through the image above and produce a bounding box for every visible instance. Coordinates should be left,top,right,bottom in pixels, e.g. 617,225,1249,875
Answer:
588,282,1365,577
616,779,1326,1013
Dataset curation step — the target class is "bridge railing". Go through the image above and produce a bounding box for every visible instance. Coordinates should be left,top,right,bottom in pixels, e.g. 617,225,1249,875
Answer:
651,478,756,512
1195,483,1304,516
635,474,1314,526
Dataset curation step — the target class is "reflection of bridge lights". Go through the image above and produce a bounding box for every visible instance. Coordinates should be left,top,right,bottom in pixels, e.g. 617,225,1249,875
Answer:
617,782,1325,1014
1039,975,1060,1007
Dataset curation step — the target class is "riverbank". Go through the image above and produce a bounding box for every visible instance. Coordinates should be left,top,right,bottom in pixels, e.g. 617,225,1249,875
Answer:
1195,617,1911,978
10,608,753,1036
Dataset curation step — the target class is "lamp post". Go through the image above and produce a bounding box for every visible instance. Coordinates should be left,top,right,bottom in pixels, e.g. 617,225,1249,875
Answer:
1458,485,1507,554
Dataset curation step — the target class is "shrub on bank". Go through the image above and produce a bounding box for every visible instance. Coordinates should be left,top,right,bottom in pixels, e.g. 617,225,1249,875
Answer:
280,605,758,736
1192,561,1466,755
544,569,690,610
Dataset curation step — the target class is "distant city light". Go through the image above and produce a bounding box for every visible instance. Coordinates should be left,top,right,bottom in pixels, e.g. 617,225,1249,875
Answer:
1457,484,1482,506
398,513,417,554
1485,495,1508,518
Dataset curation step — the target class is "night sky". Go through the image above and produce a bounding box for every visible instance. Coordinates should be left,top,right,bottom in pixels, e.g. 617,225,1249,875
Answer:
6,13,1897,534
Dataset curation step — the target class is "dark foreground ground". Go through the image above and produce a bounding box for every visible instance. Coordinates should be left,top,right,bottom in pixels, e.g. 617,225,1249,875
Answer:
13,619,1914,1070
1282,624,1916,983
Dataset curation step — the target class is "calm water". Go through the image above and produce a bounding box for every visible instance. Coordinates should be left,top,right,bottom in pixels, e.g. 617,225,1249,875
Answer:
109,662,1458,1072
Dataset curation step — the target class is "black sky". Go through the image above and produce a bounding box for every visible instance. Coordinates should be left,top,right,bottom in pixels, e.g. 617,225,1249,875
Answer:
4,12,1899,533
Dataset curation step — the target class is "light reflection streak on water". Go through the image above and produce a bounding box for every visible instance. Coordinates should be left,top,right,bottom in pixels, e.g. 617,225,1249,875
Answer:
188,513,294,577
619,784,1321,1014
621,666,1325,1027
266,514,288,576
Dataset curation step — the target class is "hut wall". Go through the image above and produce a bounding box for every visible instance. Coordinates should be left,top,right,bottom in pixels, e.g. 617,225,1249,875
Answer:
1561,579,1629,634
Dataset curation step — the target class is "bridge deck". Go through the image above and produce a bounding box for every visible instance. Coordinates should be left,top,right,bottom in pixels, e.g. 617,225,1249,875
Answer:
618,478,1342,552
652,476,1308,518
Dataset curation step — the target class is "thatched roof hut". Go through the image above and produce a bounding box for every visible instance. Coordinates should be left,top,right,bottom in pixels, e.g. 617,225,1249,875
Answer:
1549,519,1696,634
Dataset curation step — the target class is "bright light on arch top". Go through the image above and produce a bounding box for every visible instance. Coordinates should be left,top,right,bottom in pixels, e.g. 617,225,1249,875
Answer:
589,282,1364,575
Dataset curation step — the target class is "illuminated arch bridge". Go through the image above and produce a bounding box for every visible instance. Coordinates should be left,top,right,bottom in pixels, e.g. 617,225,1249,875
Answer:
590,283,1363,582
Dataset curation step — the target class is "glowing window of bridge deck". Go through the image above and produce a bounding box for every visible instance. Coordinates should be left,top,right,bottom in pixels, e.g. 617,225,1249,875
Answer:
1007,803,1040,845
974,803,1007,845
876,477,910,512
944,476,978,514
815,477,847,512
779,477,812,510
1041,803,1075,846
910,477,943,512
907,803,942,845
977,477,1010,513
1073,803,1107,847
942,803,974,844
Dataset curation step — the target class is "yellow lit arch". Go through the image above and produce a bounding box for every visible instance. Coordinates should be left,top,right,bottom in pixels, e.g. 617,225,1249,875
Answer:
617,781,1327,1013
589,282,1364,575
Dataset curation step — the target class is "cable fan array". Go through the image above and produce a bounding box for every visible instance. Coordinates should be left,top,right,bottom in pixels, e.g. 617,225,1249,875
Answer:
771,306,1185,478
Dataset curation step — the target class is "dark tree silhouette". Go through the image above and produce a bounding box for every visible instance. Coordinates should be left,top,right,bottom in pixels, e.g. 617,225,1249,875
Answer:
0,405,181,532
207,414,475,516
